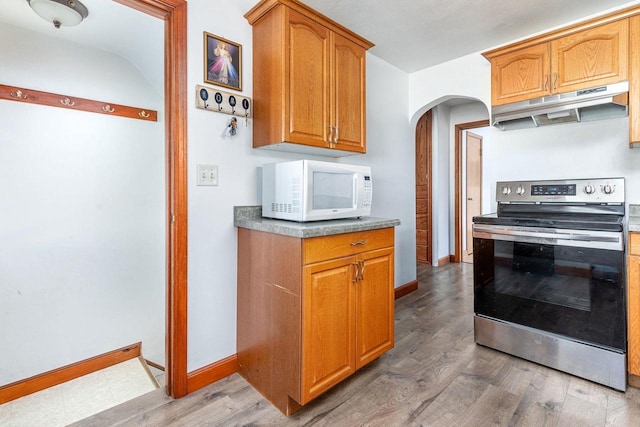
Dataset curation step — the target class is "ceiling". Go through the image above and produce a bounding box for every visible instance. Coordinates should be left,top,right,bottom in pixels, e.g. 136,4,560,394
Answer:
281,0,640,73
2,0,639,84
0,0,163,89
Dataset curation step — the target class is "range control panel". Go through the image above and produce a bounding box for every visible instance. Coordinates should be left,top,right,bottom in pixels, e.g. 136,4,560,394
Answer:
496,178,624,204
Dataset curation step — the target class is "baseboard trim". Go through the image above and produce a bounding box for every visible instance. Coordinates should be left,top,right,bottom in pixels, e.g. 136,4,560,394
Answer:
0,342,141,405
145,359,165,372
187,354,239,394
629,373,640,389
395,280,418,299
438,255,451,266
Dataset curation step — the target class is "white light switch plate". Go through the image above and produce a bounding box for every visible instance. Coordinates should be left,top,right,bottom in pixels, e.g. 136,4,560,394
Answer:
197,164,218,186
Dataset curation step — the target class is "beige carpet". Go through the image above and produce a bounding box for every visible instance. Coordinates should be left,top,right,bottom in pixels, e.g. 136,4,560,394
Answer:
0,357,160,427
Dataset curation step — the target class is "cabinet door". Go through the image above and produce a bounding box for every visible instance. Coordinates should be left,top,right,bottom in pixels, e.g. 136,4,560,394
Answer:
355,247,394,369
551,20,628,94
302,257,356,403
630,15,640,145
629,247,640,377
285,10,331,148
332,32,366,153
491,43,550,105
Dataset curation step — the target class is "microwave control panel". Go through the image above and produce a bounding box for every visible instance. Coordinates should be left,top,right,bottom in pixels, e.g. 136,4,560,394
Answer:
363,175,372,207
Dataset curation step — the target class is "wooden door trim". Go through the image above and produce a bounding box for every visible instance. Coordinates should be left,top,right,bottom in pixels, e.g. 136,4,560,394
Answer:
454,120,489,263
115,0,188,399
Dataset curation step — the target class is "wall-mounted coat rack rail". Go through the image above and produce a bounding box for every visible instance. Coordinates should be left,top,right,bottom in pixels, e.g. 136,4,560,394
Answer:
196,84,252,118
0,84,158,122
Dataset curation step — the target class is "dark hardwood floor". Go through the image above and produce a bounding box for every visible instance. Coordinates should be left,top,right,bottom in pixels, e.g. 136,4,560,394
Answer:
73,263,640,426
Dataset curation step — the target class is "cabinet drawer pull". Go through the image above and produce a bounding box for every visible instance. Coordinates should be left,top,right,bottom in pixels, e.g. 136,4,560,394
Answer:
350,240,367,246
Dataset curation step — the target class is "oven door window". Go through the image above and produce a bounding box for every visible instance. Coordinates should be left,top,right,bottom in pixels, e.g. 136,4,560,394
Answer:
473,238,625,351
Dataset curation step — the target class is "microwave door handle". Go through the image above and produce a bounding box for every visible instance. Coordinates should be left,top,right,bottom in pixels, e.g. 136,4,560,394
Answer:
353,175,358,208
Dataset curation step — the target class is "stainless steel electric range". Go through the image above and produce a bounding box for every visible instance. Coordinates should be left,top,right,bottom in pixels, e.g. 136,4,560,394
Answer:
472,177,626,391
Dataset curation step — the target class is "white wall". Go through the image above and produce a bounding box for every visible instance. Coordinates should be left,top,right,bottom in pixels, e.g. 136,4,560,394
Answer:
186,1,416,371
0,24,165,384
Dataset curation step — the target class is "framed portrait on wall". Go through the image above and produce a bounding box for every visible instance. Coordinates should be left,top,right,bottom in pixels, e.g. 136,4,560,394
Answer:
204,32,242,91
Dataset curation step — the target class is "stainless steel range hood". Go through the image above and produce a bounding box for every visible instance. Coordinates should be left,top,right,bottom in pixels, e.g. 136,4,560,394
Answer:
492,81,629,131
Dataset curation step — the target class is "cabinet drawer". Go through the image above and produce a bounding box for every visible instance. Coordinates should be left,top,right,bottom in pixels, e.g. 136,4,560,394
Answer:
630,232,640,255
303,228,393,264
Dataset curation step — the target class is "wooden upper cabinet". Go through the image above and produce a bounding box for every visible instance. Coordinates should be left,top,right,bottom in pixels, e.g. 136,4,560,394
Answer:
631,15,640,145
551,20,628,93
245,0,373,155
286,10,331,148
488,19,629,106
332,33,367,152
491,43,550,105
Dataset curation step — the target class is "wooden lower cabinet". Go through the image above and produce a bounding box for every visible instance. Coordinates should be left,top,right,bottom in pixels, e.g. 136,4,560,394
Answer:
628,232,640,385
237,227,395,415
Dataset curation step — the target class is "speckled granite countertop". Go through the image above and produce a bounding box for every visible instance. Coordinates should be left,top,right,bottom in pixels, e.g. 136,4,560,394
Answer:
234,206,401,238
629,205,640,232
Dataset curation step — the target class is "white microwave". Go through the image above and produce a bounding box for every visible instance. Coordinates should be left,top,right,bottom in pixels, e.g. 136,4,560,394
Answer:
261,160,372,222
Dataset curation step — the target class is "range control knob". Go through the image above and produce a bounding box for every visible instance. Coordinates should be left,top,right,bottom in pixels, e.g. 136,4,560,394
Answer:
501,186,512,195
602,184,615,194
584,184,596,194
516,186,526,195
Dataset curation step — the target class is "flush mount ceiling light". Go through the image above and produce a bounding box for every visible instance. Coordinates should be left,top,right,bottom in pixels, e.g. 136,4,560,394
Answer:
27,0,89,29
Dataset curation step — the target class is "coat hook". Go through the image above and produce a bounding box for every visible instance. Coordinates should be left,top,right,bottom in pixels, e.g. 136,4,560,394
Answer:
10,89,27,99
60,97,75,106
139,110,150,118
102,104,115,113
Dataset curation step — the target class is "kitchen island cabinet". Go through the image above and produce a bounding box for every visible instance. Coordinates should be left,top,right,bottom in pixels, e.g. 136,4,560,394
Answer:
486,19,628,106
235,208,398,414
244,0,373,156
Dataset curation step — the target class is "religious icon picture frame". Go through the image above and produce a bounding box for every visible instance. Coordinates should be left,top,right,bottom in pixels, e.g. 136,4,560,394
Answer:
204,32,242,91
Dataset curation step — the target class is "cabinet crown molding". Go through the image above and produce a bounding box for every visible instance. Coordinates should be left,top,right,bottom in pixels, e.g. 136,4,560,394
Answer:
482,4,640,60
244,0,374,49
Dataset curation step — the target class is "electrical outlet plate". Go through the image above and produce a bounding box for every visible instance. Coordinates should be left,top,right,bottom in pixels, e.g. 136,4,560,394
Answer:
197,164,218,186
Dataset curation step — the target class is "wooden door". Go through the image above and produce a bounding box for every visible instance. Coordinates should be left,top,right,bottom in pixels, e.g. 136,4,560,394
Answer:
490,43,550,105
285,10,331,148
332,32,366,153
302,257,356,403
551,20,628,94
463,132,482,264
415,110,432,265
355,248,394,369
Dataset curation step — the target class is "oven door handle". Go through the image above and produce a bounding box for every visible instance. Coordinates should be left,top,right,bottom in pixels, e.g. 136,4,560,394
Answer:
472,224,623,251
